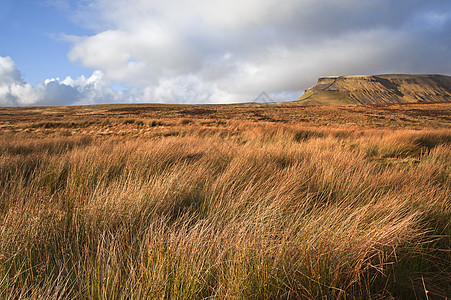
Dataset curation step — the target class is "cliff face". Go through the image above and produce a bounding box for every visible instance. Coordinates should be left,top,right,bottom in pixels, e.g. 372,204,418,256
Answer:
297,74,451,105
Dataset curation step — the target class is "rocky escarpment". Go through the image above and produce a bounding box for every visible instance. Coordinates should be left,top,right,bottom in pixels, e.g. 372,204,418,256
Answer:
297,74,451,105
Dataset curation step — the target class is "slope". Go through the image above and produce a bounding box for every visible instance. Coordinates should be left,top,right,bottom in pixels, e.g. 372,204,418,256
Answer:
297,74,451,105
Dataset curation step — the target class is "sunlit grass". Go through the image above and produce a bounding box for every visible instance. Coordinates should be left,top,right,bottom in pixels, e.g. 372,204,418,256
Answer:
0,104,450,299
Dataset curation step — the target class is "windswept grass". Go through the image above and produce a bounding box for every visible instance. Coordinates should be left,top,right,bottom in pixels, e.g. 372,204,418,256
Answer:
0,103,450,299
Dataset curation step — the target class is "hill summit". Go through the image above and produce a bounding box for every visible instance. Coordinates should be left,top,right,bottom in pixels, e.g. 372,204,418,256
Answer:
297,74,451,105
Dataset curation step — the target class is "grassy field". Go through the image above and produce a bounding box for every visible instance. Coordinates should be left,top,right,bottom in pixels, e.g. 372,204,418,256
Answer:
0,102,450,299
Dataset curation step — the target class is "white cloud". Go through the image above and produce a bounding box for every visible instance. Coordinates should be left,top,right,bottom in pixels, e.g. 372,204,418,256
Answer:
59,0,450,103
1,55,225,106
0,56,22,84
0,56,126,106
0,56,41,106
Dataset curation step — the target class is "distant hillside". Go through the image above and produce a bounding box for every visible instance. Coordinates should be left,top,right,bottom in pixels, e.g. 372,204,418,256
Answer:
297,74,451,105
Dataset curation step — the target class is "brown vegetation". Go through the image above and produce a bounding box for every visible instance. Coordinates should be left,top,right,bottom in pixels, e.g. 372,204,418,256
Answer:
0,102,450,299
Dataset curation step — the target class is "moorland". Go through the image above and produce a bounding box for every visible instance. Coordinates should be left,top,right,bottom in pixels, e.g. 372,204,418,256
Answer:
0,102,450,299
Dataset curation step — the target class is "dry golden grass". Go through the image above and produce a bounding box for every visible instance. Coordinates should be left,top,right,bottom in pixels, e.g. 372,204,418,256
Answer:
0,102,450,299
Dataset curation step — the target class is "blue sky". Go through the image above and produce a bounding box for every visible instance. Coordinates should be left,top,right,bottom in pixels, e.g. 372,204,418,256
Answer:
0,0,92,84
1,0,450,106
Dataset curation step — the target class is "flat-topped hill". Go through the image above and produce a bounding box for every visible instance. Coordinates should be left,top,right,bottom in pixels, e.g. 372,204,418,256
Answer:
297,74,451,105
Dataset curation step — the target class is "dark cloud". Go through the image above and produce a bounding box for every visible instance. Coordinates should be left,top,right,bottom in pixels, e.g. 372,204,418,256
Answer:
41,80,81,106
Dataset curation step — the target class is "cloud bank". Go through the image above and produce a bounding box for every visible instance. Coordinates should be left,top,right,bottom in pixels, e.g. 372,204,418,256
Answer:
0,56,122,106
3,0,451,105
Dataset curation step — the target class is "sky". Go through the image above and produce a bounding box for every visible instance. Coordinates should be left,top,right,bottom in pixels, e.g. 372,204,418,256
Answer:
1,0,450,106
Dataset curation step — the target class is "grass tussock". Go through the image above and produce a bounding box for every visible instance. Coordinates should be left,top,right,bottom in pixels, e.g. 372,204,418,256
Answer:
0,104,450,299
